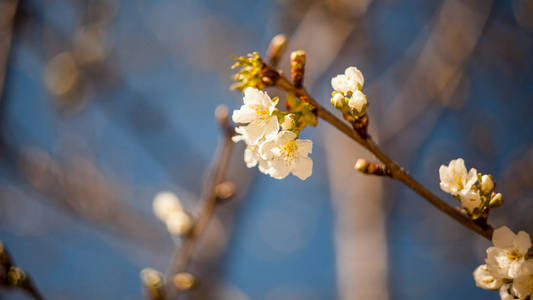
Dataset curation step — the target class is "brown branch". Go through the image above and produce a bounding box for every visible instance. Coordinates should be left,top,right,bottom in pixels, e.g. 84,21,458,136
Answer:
0,241,45,300
275,74,493,241
164,105,235,298
0,0,18,102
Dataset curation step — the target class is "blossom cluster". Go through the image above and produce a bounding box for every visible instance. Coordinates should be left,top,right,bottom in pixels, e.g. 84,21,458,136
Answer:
473,226,533,299
232,87,313,180
330,66,368,120
439,158,503,219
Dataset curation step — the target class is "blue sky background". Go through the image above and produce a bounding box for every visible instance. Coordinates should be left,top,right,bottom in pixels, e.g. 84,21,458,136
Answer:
1,0,532,299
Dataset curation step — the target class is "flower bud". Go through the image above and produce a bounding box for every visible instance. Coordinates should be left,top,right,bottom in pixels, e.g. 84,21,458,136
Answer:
215,181,236,200
354,158,369,172
480,175,494,194
166,210,193,236
140,268,165,300
7,267,27,286
266,34,287,67
489,193,504,208
348,90,368,114
153,191,182,222
331,92,345,109
355,158,390,176
281,114,296,131
140,268,164,288
290,50,306,88
173,272,196,291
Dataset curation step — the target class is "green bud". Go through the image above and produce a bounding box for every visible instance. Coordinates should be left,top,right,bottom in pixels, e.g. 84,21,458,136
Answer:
489,193,504,208
331,92,345,109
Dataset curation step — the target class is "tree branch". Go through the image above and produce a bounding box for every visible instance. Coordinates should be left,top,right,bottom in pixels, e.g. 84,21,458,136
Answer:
164,105,235,298
0,242,45,300
275,75,493,241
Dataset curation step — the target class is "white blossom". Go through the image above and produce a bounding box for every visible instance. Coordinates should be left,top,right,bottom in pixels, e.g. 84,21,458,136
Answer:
232,87,279,144
348,90,367,113
439,158,477,196
259,130,313,180
481,174,495,194
512,260,533,299
459,189,482,213
473,264,503,290
486,226,532,280
331,66,364,95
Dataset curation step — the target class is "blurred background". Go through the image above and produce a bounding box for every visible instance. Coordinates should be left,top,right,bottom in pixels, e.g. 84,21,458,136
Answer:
0,0,532,299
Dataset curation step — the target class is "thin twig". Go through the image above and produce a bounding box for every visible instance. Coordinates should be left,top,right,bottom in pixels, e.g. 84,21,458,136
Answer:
0,0,18,102
165,105,235,298
0,242,45,300
275,75,493,241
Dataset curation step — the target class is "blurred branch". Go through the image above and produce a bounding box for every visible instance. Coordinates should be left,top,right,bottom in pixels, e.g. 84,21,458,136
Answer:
0,241,45,300
164,105,235,298
378,0,492,144
0,0,17,101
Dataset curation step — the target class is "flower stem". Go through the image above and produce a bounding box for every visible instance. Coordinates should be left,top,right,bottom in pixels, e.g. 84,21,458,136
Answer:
275,75,493,241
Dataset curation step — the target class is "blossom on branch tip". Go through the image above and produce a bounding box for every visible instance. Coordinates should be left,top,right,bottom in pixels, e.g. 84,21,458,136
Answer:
330,66,368,119
439,158,477,196
439,158,505,218
331,66,364,94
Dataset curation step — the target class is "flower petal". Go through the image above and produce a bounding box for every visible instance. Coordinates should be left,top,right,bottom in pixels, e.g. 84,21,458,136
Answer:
243,87,264,106
232,106,257,123
276,130,297,144
268,159,291,179
344,66,364,88
242,123,264,145
292,157,313,180
514,231,532,254
244,148,258,168
258,139,276,160
295,139,312,156
492,226,516,248
263,116,280,140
